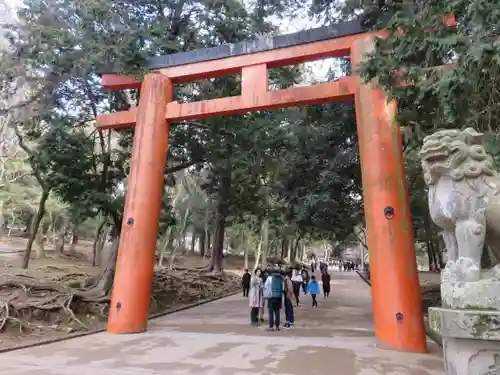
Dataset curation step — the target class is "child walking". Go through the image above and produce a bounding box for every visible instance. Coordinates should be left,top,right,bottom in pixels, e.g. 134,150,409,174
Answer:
307,275,320,308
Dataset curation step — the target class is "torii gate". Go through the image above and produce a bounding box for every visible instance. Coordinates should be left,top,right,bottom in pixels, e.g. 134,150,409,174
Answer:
96,17,455,353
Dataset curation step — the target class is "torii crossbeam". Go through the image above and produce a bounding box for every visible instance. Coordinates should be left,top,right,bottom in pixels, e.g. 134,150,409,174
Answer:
97,17,455,354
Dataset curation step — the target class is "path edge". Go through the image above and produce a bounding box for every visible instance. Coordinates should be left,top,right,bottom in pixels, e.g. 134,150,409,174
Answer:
0,288,241,354
355,270,443,347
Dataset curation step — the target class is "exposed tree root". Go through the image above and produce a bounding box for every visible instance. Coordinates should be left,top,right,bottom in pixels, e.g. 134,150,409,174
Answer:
0,268,239,337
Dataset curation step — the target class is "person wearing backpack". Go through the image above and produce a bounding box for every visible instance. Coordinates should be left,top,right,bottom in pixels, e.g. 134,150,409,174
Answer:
263,267,284,331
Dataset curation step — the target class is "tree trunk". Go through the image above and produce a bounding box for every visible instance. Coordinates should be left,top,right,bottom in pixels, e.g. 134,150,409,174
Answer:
199,232,205,257
286,238,292,262
241,232,248,269
34,230,45,259
158,228,173,266
200,206,209,259
69,234,78,253
190,231,196,254
208,170,229,273
55,231,65,254
93,220,121,297
0,200,4,240
22,189,49,268
169,204,191,268
280,238,287,260
260,218,269,269
95,234,120,296
209,205,226,273
92,219,107,266
254,232,264,270
293,237,301,262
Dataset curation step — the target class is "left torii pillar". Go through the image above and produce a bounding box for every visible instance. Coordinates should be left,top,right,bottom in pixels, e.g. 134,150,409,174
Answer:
108,73,172,333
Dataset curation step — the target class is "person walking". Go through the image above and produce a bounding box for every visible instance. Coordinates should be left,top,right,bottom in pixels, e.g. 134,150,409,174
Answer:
283,269,295,328
321,271,331,298
300,266,310,295
263,267,284,331
248,268,263,325
307,275,320,308
291,268,302,306
241,269,251,297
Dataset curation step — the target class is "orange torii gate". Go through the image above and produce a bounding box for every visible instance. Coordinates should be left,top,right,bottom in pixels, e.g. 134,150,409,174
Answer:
97,17,455,353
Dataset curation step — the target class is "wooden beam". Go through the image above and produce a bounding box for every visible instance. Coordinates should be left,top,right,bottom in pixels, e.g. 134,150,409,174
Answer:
100,33,378,90
100,14,456,91
96,76,358,129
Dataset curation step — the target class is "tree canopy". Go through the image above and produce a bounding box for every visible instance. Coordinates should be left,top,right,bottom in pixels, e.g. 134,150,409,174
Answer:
3,0,498,276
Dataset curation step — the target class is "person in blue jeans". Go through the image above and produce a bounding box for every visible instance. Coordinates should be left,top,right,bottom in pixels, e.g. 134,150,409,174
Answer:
265,268,284,331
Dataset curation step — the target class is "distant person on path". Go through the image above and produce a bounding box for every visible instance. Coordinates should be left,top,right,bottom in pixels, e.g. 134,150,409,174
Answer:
291,268,303,306
307,275,320,308
301,266,310,294
248,268,264,325
241,269,251,297
263,267,284,331
283,269,295,328
321,272,331,298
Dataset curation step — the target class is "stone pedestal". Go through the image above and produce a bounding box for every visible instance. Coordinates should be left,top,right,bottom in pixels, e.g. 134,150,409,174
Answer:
429,307,500,375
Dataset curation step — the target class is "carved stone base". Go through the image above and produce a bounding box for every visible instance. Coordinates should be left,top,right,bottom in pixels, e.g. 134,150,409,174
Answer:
441,263,500,311
429,307,500,375
443,337,500,375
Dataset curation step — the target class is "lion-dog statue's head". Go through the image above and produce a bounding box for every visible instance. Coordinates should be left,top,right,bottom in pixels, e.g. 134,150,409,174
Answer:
419,128,495,186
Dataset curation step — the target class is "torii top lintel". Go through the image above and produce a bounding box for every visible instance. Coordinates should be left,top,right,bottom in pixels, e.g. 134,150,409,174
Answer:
101,15,455,91
97,15,455,129
101,19,370,90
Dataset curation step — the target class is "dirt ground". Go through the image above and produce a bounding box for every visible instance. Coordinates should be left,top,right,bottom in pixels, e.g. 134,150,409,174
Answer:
0,237,243,351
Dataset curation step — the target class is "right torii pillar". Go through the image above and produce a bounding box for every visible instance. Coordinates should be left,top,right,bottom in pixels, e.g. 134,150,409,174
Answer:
351,37,427,353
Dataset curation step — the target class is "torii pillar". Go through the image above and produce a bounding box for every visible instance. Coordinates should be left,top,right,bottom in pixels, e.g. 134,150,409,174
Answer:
352,37,426,353
107,73,173,333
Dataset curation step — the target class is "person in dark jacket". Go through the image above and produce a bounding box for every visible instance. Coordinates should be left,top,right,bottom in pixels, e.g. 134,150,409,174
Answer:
265,268,284,331
321,272,331,298
300,267,310,294
241,269,251,297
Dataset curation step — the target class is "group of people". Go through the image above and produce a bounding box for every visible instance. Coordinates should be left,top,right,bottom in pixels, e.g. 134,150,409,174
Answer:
339,261,357,272
241,265,331,331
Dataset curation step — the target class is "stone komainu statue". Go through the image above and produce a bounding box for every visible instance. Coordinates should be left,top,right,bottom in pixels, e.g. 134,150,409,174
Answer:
419,127,500,281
